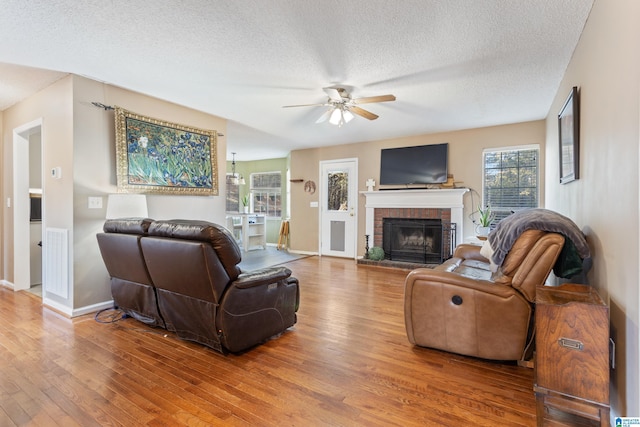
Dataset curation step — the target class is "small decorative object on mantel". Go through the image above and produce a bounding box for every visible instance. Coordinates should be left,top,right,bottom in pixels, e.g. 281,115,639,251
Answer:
475,204,495,240
440,174,455,188
365,178,376,192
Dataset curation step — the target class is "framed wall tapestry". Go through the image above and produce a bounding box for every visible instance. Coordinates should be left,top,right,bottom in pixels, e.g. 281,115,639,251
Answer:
558,86,580,184
115,107,218,195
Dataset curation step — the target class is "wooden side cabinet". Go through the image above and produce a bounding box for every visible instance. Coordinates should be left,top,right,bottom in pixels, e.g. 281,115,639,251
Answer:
534,284,610,426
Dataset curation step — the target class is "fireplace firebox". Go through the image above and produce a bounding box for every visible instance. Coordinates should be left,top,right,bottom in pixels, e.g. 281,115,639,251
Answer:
382,218,455,264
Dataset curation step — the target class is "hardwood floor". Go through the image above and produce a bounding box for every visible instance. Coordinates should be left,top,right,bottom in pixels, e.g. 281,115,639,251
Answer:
237,246,309,271
0,256,592,426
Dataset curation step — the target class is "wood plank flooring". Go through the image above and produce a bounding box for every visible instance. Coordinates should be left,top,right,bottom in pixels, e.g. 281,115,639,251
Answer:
237,246,309,271
0,256,593,426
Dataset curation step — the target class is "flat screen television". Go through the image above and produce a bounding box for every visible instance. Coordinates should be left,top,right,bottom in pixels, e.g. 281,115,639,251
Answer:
380,143,448,185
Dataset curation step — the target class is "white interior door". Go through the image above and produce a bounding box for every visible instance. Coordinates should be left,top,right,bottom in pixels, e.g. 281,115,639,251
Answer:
320,159,357,258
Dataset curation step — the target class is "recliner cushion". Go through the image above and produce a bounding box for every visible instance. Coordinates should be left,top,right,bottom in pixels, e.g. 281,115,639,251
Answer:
148,219,242,280
103,218,153,234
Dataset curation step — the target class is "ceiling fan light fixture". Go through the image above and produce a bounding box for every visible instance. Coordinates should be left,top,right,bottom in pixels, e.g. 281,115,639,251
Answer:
329,108,342,125
343,108,354,123
285,86,395,126
316,108,333,123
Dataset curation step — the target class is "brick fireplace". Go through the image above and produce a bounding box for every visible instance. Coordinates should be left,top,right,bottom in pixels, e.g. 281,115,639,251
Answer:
361,189,469,256
380,214,454,264
373,208,451,247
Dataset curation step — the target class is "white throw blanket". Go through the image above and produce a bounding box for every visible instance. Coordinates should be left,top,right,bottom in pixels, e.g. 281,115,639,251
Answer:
479,239,499,272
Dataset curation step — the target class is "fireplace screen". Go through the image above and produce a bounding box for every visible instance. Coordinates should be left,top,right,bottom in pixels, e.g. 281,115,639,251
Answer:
382,218,454,264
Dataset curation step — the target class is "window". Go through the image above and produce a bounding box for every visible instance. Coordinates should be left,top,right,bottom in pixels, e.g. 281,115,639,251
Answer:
483,145,539,223
327,171,349,211
225,174,240,212
250,172,282,217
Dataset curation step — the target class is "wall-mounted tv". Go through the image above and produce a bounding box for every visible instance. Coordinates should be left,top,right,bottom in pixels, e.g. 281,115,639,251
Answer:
380,143,448,185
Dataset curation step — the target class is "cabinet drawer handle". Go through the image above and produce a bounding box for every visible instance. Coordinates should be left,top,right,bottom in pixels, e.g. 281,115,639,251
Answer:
558,337,584,351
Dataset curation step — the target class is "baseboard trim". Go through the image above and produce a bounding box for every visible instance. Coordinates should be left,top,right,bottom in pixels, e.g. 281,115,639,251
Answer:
0,280,15,290
287,250,318,256
42,298,114,318
43,297,73,317
72,300,115,318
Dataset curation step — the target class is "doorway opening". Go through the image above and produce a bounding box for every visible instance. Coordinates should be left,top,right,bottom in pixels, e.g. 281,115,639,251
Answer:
13,119,44,295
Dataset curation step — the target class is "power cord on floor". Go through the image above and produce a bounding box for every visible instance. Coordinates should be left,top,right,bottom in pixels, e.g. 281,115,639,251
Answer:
94,307,126,324
94,307,170,337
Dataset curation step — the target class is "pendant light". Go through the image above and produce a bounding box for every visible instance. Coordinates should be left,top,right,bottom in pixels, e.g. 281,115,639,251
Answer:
230,152,245,185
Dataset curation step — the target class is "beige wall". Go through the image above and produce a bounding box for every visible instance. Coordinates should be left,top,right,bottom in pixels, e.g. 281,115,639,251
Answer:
544,0,639,418
290,120,545,255
2,76,74,307
74,77,228,310
2,74,228,314
0,110,4,281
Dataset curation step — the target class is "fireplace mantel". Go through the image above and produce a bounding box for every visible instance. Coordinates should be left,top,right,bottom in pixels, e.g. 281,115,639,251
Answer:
361,188,469,246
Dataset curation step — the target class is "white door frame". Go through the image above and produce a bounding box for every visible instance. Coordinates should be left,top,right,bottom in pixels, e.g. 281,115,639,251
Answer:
12,118,43,291
318,158,358,259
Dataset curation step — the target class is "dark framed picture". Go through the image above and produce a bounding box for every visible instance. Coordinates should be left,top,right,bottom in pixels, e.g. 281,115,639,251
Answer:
558,86,579,184
115,107,218,195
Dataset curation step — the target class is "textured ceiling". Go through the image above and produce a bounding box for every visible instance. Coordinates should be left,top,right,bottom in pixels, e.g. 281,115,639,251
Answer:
0,1,593,160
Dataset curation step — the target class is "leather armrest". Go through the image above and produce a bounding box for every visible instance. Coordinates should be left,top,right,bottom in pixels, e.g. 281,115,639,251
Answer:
406,268,516,299
453,243,489,262
233,266,292,289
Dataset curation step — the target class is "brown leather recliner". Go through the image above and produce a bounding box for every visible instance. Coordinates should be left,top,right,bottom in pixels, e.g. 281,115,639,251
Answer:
404,229,564,361
97,218,299,353
96,218,165,328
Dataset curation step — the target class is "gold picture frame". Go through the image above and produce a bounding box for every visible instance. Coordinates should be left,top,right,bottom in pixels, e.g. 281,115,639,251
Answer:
115,107,218,195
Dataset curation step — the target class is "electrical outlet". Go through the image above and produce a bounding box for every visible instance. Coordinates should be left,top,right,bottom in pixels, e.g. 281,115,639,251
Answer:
88,196,103,209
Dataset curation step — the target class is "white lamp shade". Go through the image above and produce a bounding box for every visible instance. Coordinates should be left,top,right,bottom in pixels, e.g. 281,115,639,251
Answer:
343,109,354,123
106,194,148,219
329,108,342,125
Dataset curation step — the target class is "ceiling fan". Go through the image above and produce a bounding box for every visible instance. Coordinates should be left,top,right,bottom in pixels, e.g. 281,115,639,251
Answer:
283,87,396,127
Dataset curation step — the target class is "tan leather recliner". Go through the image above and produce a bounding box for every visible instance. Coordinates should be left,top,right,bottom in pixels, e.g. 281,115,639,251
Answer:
404,230,564,361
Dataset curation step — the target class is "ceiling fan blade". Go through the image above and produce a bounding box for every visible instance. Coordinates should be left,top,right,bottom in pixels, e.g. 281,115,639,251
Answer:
282,102,328,108
352,94,396,104
349,106,379,120
315,108,333,123
323,87,344,102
